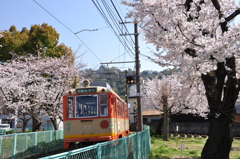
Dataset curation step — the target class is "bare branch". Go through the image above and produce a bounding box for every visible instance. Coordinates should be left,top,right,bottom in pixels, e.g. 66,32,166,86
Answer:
185,0,193,11
225,9,240,22
211,0,221,11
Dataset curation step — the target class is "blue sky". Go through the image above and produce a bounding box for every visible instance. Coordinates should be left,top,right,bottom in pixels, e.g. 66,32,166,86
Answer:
0,0,166,72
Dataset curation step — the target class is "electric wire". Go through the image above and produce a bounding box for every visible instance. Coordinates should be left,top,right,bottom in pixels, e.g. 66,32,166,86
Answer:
140,53,156,62
109,0,136,71
97,0,135,71
32,0,103,63
104,0,135,52
98,0,161,70
111,50,133,62
101,0,135,57
110,0,135,45
93,0,150,72
92,0,133,57
98,0,157,70
106,0,135,47
92,0,135,59
33,0,157,72
109,1,136,59
94,0,135,59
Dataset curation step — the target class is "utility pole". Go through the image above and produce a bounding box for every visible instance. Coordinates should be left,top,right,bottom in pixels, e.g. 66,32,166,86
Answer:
119,21,143,131
134,22,142,132
125,70,128,104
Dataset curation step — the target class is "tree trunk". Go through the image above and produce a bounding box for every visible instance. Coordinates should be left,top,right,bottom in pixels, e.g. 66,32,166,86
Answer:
163,106,169,141
32,116,42,132
20,113,31,132
50,118,59,130
201,58,239,159
201,113,234,159
156,117,163,135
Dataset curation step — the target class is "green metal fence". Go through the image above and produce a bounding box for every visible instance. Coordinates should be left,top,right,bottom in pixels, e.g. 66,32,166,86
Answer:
0,125,150,159
39,125,151,159
11,127,63,133
0,129,6,135
0,130,63,159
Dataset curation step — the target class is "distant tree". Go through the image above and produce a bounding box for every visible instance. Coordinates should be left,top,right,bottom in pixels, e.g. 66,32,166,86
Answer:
144,74,208,140
0,26,29,61
84,66,127,99
84,66,181,100
141,70,151,77
0,23,74,62
160,68,180,77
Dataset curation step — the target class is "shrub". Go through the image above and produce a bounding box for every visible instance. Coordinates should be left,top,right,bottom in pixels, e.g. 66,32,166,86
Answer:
6,130,14,134
150,127,157,136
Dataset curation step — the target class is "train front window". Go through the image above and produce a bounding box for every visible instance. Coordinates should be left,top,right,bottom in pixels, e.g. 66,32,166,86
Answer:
75,95,98,118
67,96,74,118
100,94,108,116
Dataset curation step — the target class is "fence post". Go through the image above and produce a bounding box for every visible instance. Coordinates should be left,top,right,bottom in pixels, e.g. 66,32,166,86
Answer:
124,138,127,159
12,134,17,159
0,136,2,158
50,131,53,152
60,130,63,148
25,134,28,157
147,126,151,157
34,132,38,156
114,142,117,159
44,132,46,153
97,143,101,159
136,132,138,159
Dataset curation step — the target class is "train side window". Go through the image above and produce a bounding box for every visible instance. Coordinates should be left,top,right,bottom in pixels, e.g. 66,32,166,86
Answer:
100,94,108,116
67,96,74,118
125,104,128,118
116,99,123,117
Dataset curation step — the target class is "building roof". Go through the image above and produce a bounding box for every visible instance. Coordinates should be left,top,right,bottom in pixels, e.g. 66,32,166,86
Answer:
142,110,163,116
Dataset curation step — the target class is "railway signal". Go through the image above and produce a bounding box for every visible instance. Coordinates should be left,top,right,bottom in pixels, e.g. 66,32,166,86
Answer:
126,76,135,84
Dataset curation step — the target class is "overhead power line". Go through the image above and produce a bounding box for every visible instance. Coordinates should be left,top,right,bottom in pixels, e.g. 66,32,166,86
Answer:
92,0,135,60
32,0,103,63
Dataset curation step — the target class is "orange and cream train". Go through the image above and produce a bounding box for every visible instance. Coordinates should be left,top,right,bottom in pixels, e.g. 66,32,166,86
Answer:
63,80,130,149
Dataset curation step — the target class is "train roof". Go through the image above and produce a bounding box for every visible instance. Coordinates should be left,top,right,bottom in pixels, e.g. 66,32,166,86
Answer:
90,81,112,89
64,80,125,103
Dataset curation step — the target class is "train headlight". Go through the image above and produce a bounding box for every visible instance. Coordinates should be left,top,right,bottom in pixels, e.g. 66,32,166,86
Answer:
100,120,109,129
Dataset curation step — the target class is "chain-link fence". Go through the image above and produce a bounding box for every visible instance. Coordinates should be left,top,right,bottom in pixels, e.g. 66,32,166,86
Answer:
0,130,63,159
39,125,150,159
0,125,150,159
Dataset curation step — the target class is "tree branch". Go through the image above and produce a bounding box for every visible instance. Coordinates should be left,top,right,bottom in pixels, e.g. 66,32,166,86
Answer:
185,0,193,11
151,13,168,31
225,9,240,22
178,23,201,46
211,0,221,11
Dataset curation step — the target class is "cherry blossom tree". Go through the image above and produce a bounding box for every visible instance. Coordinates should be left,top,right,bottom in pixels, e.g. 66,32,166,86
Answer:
0,57,42,131
144,74,208,140
36,57,85,130
123,0,240,158
0,54,85,131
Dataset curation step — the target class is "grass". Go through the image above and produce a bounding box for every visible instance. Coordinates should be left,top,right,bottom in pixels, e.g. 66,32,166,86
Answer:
149,135,240,159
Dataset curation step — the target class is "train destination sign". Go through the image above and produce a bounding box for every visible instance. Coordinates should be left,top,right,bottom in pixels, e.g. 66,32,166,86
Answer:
76,88,97,93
